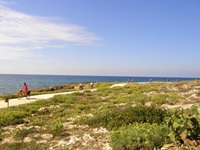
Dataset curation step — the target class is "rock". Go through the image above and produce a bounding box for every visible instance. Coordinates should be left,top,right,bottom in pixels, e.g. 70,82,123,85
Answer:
41,134,53,140
24,137,32,143
58,139,68,147
162,143,174,149
2,137,14,144
30,82,91,93
37,140,48,144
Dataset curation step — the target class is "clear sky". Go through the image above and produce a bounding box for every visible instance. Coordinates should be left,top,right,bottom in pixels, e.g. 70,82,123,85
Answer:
0,0,200,77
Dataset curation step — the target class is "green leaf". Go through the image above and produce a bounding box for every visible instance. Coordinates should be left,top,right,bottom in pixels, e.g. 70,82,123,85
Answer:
187,120,194,129
168,132,176,142
173,122,181,129
196,116,200,124
190,105,198,115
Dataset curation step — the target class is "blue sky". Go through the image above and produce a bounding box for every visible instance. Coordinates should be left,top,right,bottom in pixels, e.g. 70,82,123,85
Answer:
0,0,200,77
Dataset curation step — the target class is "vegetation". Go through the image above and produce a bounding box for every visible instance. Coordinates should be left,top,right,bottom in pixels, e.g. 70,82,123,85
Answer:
164,105,200,146
110,123,168,149
0,81,200,149
78,106,168,130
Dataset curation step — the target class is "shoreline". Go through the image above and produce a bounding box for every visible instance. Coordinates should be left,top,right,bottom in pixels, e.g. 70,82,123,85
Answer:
0,74,199,95
0,80,200,111
0,79,199,96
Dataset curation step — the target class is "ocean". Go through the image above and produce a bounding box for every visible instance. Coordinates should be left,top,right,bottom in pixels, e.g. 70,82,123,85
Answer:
0,74,199,95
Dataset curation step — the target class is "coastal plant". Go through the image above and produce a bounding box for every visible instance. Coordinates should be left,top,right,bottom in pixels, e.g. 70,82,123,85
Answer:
31,118,45,126
15,128,39,141
51,122,63,131
0,93,19,100
150,93,181,106
164,105,200,146
0,110,27,127
51,94,76,104
50,121,66,137
110,123,168,150
0,141,49,150
78,106,168,130
95,82,114,89
128,83,159,94
110,95,132,104
131,93,148,104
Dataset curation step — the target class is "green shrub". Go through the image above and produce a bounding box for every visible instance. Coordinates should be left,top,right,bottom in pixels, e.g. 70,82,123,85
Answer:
131,93,148,103
0,110,27,126
51,122,63,131
31,118,45,126
0,94,19,100
164,105,200,145
51,121,64,137
111,95,132,104
78,106,168,130
0,141,49,150
150,93,180,105
110,123,168,150
51,94,76,104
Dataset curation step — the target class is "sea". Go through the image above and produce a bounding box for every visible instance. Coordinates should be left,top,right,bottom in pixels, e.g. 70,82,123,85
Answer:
0,74,199,95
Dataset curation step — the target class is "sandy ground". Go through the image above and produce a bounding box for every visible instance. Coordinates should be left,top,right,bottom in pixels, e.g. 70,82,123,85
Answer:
110,83,127,88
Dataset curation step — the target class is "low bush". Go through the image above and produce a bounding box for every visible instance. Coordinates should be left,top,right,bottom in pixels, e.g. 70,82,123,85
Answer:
110,123,168,150
0,141,49,150
78,106,168,130
0,110,27,126
164,105,200,146
150,93,181,105
50,121,64,137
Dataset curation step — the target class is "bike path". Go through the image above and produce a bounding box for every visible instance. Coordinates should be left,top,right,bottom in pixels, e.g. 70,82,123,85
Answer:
0,91,77,109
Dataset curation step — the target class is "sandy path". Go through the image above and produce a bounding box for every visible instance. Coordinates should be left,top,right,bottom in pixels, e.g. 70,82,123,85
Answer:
0,91,78,109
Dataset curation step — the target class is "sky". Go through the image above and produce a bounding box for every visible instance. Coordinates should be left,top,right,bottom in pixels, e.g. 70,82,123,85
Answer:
0,0,200,77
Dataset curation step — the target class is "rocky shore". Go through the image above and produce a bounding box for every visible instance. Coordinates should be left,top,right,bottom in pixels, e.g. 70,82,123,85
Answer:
30,82,92,93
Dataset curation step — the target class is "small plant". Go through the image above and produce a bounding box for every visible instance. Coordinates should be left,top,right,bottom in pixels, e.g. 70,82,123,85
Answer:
51,122,64,137
51,122,63,131
164,105,200,146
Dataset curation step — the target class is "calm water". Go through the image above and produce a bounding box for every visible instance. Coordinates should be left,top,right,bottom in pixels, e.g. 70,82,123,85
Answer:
0,74,199,94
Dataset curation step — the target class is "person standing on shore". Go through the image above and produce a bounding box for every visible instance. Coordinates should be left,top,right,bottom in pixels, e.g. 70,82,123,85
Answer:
89,82,93,89
79,83,83,90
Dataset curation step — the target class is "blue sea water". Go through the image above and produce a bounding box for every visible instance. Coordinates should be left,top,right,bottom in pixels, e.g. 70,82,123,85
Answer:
0,74,199,94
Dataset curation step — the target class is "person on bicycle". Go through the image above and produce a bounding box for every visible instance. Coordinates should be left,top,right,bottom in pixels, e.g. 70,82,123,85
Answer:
22,82,28,96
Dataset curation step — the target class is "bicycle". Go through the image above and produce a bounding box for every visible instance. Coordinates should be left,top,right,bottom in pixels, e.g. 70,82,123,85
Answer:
18,90,31,99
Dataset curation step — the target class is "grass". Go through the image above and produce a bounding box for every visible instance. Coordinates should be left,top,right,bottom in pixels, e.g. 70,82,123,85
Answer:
0,81,199,149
